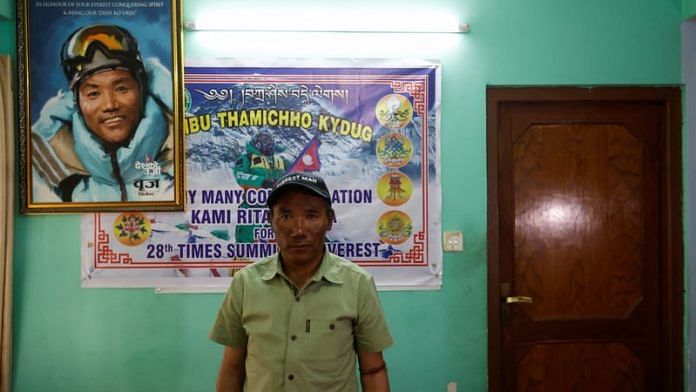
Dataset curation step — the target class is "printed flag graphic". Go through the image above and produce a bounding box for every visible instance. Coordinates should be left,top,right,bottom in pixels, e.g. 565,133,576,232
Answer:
287,136,322,173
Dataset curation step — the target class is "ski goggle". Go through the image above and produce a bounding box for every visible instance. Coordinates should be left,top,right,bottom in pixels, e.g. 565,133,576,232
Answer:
61,25,142,87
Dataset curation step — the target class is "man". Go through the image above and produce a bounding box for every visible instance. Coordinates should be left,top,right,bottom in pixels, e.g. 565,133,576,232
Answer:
210,173,393,391
31,24,173,202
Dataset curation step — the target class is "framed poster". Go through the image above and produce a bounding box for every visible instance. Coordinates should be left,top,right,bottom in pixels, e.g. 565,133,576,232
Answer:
16,0,185,213
81,59,442,291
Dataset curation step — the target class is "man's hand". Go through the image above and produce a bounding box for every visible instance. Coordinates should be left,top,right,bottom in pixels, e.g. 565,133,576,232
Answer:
358,351,390,392
216,346,247,392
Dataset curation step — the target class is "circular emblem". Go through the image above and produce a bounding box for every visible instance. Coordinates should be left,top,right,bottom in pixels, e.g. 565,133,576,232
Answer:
184,88,192,113
376,132,413,168
113,212,152,246
376,210,413,245
375,94,413,129
376,171,413,206
302,154,315,166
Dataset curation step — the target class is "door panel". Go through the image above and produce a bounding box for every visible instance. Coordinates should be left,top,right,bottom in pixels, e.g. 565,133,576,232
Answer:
487,88,683,392
517,343,643,391
513,122,646,321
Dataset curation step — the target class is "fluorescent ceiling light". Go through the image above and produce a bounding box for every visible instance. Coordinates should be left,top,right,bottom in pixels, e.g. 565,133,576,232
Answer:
185,9,469,33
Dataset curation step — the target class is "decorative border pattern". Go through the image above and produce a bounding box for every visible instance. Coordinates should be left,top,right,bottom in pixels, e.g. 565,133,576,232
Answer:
95,215,133,264
388,231,425,264
392,81,426,117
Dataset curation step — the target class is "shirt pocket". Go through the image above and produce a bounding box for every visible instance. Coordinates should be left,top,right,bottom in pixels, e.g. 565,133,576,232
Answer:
303,318,354,361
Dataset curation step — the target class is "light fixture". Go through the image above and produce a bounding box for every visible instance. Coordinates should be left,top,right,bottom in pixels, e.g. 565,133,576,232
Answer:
184,9,469,34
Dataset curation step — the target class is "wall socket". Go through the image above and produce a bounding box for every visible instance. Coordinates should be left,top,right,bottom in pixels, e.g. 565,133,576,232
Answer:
443,231,463,252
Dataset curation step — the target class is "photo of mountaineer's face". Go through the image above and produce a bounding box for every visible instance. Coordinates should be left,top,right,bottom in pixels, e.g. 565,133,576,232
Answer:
78,69,142,145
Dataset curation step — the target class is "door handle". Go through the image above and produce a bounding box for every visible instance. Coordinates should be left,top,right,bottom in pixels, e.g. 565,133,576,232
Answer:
505,296,533,304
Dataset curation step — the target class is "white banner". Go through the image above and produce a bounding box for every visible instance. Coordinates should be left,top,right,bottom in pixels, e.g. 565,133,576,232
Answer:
81,59,442,291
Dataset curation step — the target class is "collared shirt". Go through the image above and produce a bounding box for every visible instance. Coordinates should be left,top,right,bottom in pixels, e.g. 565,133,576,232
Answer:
209,250,393,392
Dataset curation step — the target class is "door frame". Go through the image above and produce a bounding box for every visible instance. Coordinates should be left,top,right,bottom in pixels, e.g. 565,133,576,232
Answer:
486,87,683,391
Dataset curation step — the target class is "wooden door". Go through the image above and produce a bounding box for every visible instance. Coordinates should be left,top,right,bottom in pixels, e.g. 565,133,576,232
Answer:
487,87,683,391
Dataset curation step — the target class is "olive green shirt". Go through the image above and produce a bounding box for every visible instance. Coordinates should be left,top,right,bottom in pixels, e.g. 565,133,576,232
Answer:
209,250,393,392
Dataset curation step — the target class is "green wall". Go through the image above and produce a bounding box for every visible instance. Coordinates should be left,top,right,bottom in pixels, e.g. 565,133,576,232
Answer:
686,0,696,19
3,0,682,391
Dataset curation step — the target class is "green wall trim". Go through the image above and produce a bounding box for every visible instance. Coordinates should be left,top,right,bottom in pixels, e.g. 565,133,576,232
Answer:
0,0,12,21
685,0,696,19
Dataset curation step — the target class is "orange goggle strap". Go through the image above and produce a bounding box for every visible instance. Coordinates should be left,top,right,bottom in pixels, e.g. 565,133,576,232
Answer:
61,26,142,87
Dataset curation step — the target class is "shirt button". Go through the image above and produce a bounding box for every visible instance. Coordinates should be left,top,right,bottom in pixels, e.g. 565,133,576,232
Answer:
288,374,294,380
329,324,335,330
291,335,297,341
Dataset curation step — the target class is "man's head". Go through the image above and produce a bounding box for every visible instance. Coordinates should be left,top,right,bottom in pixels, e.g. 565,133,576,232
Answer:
252,131,275,156
267,173,334,266
61,25,146,145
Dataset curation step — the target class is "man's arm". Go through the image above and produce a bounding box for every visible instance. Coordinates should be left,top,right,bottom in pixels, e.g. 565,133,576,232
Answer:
216,346,247,392
358,351,390,392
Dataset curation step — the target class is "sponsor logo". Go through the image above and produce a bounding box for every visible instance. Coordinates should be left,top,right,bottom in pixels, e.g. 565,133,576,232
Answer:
134,155,162,176
133,179,160,197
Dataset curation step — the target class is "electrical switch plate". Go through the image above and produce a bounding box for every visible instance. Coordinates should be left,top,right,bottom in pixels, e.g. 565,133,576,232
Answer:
443,231,463,252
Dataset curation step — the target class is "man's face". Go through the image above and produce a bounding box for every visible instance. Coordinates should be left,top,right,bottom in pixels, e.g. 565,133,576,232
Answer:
270,190,333,268
254,132,275,156
78,69,142,145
